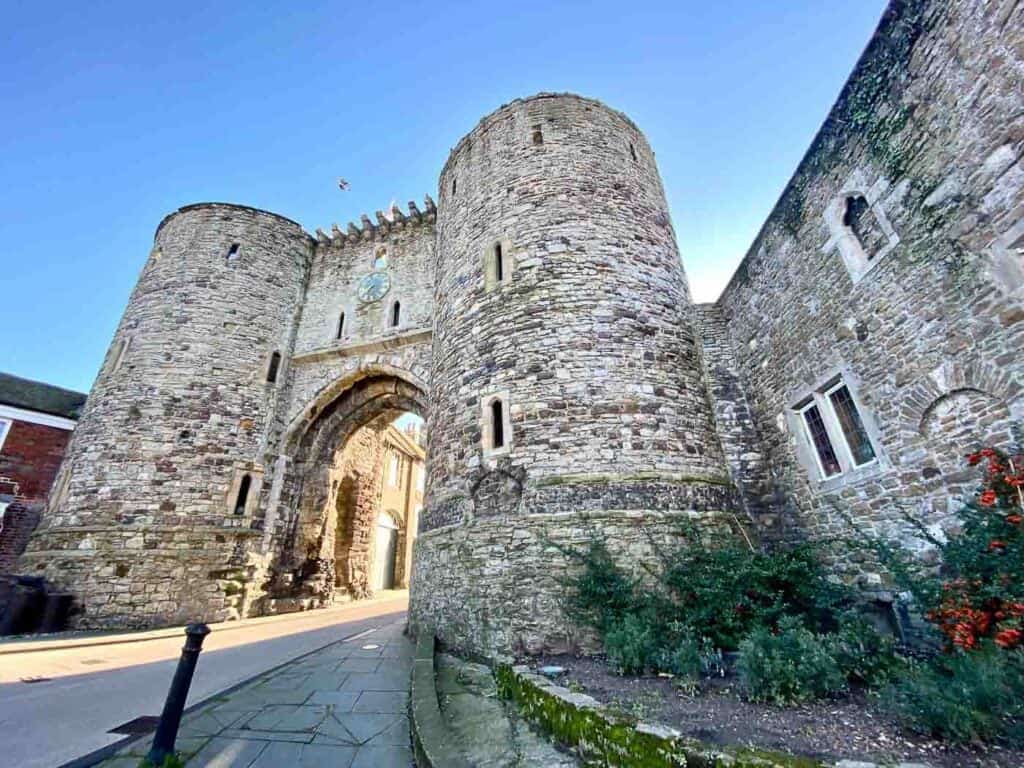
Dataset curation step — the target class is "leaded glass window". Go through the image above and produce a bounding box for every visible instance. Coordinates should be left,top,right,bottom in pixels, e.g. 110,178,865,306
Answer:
801,404,841,477
828,384,876,466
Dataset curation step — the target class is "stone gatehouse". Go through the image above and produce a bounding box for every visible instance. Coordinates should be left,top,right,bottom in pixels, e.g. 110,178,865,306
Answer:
19,0,1024,657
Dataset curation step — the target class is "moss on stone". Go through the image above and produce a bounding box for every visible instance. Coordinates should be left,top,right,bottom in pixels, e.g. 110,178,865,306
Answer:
496,664,827,768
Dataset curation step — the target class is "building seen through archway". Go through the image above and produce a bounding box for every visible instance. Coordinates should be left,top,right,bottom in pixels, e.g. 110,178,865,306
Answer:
270,397,426,613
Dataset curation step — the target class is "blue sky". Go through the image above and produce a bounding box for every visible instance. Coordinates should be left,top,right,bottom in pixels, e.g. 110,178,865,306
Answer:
1,1,888,393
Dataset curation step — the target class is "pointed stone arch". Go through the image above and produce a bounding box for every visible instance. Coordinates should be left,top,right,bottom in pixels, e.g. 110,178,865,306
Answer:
265,363,428,608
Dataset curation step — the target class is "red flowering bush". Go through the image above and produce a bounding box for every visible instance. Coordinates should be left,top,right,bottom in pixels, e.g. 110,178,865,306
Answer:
921,448,1024,653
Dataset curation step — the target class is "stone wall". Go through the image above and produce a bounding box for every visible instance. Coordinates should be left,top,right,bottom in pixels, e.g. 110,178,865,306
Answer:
412,93,742,657
691,304,779,537
24,0,1023,647
254,205,435,605
427,94,727,512
22,204,313,627
414,508,737,656
325,423,385,599
712,0,1024,590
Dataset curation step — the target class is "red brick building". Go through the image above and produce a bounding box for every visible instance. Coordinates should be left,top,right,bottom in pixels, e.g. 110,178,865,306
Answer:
0,373,86,572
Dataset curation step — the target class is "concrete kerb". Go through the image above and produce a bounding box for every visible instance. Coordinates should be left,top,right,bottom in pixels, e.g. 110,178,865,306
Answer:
410,633,473,768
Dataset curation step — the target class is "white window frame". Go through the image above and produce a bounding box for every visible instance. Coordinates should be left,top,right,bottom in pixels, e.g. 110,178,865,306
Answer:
821,379,878,472
822,171,900,285
388,454,400,487
795,399,842,480
789,372,883,488
0,501,8,534
0,418,11,452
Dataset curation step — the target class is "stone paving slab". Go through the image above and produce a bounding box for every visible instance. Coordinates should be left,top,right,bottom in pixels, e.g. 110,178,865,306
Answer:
95,620,414,767
436,652,580,767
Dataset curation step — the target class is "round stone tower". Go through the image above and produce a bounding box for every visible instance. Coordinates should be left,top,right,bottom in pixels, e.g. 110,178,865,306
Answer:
411,93,738,656
21,203,312,628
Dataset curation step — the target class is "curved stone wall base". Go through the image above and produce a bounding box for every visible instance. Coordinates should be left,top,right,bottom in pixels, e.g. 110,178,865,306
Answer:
409,508,744,659
19,525,267,629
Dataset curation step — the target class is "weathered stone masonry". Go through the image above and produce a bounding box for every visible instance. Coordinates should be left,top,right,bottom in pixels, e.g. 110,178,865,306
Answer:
710,0,1024,593
19,0,1024,657
413,94,739,655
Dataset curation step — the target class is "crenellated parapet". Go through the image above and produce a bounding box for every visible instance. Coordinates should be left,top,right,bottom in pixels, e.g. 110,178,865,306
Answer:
315,195,437,247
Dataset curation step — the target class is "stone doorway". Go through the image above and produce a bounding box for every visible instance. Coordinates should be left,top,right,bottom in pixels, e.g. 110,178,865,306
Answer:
373,511,399,591
274,372,427,608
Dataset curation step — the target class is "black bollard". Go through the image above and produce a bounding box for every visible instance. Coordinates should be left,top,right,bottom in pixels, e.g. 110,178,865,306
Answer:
146,623,211,766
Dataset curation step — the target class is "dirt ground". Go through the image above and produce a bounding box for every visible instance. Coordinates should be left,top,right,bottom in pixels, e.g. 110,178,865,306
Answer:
533,654,1023,768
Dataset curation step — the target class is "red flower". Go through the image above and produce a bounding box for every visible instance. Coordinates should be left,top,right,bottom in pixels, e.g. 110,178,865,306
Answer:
1007,515,1022,525
995,629,1023,649
980,489,998,506
968,452,983,466
989,540,1007,551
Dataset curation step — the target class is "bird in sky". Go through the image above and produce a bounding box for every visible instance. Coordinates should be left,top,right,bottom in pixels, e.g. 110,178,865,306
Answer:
337,178,350,191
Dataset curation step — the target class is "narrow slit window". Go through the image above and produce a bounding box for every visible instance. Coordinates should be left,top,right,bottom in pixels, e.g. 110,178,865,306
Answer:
491,399,505,449
828,384,877,466
390,301,401,327
267,351,281,383
494,242,504,282
111,336,131,373
532,126,543,145
629,143,637,162
452,177,457,196
801,404,841,478
337,311,346,339
234,474,251,515
226,243,240,263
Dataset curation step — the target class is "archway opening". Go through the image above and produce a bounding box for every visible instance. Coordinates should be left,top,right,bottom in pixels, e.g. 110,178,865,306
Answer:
276,374,427,609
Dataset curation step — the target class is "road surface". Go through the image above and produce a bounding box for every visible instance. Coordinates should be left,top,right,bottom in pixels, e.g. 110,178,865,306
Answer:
0,594,408,768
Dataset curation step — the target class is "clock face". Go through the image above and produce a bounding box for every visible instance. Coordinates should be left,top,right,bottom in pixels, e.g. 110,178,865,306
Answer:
357,271,391,303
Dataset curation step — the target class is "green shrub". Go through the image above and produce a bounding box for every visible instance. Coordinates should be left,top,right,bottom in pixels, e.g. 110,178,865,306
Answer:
827,614,903,687
561,539,642,636
655,624,703,679
563,533,852,654
605,614,659,675
658,540,849,649
850,446,1024,653
737,617,846,704
880,645,1024,744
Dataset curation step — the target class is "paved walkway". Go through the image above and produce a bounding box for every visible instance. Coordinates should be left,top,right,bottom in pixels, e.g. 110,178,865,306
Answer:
98,618,414,767
0,595,407,768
